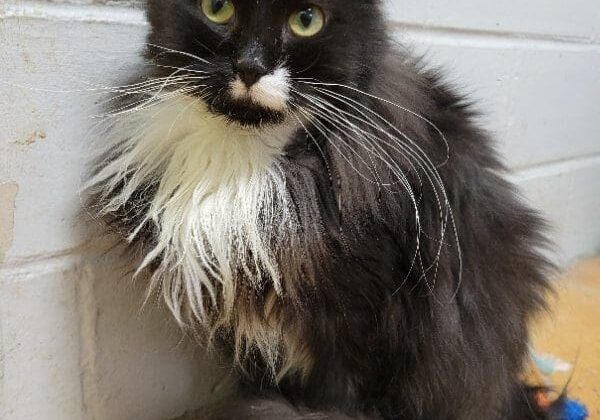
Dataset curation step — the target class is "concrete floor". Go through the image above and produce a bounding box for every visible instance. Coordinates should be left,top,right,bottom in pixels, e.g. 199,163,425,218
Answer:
532,258,600,417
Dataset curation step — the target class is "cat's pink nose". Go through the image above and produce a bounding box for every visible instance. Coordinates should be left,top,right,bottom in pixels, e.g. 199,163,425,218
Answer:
235,57,268,88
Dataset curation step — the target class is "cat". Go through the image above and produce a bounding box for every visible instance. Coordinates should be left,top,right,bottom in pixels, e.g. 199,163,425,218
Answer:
87,0,563,418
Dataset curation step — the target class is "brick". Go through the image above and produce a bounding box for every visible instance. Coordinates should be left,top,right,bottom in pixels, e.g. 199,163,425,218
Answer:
0,259,86,419
513,157,600,265
386,0,600,40
394,29,600,169
89,256,234,420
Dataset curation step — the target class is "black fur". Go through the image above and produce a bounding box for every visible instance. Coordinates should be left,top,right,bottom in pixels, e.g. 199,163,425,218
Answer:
91,0,561,418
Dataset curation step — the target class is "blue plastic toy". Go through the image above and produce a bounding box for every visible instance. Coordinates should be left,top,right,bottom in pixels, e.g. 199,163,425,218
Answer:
561,399,589,420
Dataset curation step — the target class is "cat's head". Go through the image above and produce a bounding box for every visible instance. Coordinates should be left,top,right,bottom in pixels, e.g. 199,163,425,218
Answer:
145,0,386,126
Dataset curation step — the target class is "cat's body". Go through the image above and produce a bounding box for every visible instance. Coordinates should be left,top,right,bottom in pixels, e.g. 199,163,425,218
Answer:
88,1,561,418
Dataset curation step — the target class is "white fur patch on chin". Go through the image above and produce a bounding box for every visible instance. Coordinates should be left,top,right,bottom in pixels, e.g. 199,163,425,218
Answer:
230,67,291,111
88,95,298,324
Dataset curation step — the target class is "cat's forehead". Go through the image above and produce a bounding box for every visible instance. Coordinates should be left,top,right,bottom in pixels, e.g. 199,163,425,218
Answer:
234,0,332,4
205,0,375,22
232,0,359,9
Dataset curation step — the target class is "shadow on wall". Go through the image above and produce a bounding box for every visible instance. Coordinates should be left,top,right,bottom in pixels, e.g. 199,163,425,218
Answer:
83,244,236,420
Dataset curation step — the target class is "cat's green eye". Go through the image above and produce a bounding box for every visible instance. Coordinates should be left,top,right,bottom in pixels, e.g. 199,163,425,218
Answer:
289,6,325,37
201,0,235,24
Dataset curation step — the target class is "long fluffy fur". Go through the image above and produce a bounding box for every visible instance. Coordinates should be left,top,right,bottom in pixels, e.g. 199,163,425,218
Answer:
88,0,561,418
87,97,314,374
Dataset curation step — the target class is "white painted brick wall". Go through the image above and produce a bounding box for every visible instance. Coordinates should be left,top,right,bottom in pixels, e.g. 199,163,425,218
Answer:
0,1,598,419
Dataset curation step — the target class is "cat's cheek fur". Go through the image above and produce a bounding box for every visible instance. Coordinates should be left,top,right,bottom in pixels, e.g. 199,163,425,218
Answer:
230,68,291,111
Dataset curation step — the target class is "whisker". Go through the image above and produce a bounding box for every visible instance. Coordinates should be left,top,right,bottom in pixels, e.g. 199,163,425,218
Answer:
292,93,393,186
295,79,451,167
146,43,214,66
294,83,462,299
314,90,451,293
152,63,210,75
292,90,426,289
96,66,203,119
97,86,200,119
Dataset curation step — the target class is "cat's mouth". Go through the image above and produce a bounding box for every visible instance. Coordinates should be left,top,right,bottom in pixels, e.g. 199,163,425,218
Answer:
206,68,291,127
209,97,286,127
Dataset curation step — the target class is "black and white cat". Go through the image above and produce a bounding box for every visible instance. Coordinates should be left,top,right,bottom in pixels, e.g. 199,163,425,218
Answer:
88,0,562,418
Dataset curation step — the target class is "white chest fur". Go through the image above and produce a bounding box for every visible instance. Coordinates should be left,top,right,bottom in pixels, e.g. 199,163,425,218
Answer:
89,95,298,323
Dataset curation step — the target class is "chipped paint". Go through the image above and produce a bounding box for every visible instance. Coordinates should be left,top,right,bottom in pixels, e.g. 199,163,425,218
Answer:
0,182,19,264
13,130,46,146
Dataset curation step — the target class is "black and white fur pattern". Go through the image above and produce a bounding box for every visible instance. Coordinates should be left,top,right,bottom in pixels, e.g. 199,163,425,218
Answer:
87,0,563,418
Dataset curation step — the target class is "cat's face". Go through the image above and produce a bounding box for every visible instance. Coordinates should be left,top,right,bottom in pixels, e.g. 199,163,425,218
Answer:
146,0,385,126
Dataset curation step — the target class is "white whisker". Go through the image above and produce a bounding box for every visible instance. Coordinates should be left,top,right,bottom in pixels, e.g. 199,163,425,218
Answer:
147,43,214,66
293,82,462,298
